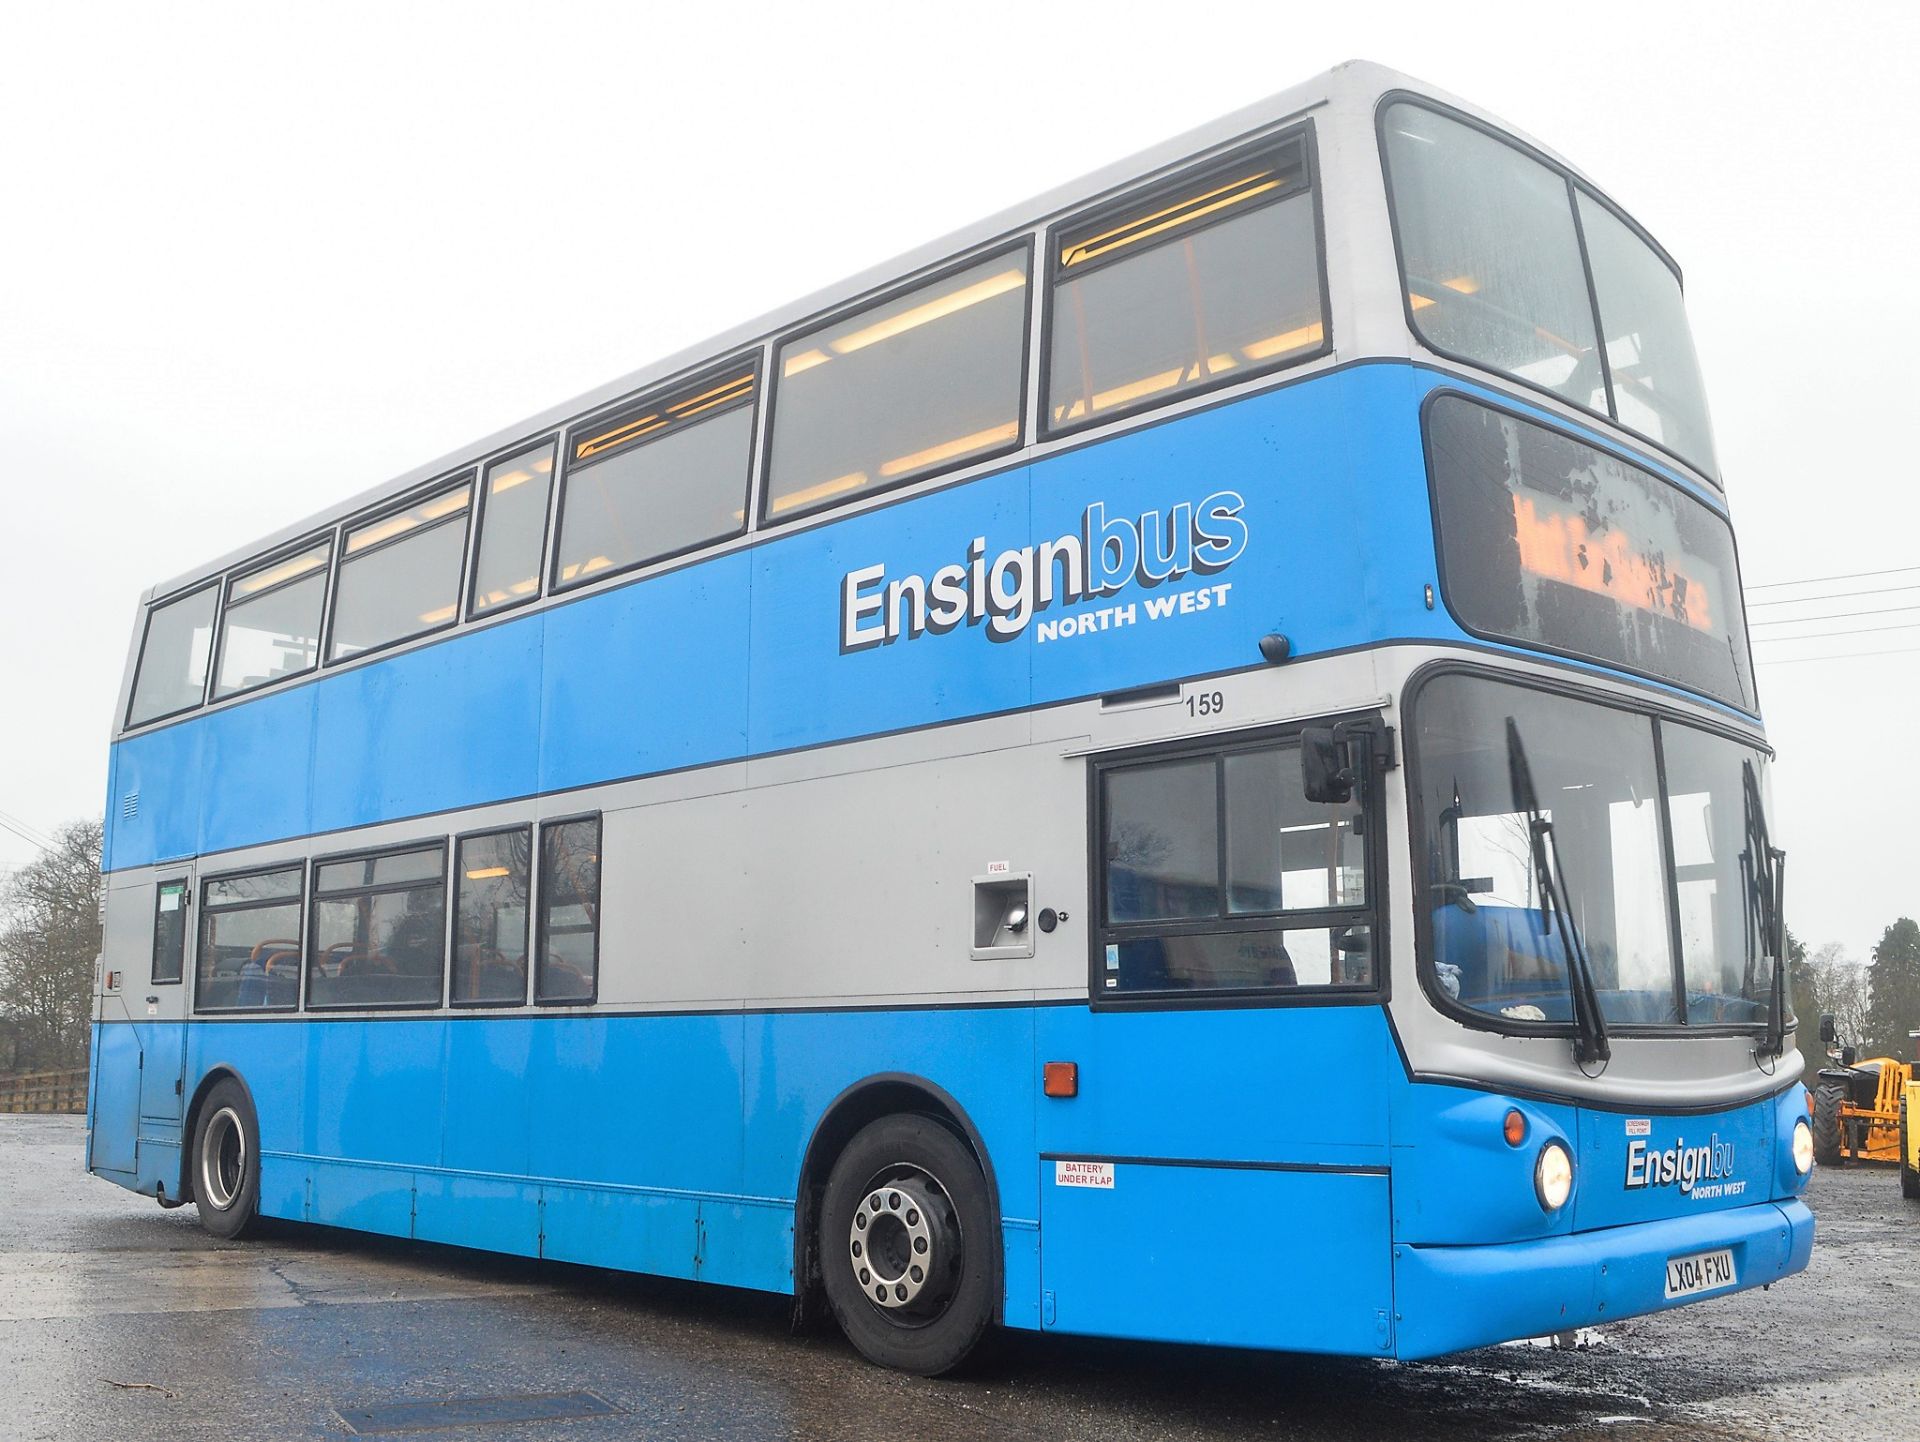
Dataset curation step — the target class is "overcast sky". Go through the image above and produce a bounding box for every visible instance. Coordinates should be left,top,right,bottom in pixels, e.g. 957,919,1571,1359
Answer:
2,2,1914,958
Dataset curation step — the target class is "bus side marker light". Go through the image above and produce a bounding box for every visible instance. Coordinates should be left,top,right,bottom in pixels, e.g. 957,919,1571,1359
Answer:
1503,1108,1527,1147
1043,1062,1079,1098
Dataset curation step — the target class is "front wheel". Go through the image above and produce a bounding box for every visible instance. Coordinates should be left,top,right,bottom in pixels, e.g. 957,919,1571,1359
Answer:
819,1115,997,1375
1812,1080,1847,1167
190,1078,262,1239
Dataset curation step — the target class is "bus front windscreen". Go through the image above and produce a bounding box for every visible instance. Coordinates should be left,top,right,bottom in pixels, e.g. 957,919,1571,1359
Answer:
1414,672,1777,1032
1427,395,1753,710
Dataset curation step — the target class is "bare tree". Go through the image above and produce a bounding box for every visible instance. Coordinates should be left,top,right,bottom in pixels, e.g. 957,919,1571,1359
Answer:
1794,944,1870,1060
0,818,103,1072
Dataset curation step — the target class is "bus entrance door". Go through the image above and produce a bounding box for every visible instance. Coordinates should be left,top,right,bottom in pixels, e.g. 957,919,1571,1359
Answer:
136,873,191,1130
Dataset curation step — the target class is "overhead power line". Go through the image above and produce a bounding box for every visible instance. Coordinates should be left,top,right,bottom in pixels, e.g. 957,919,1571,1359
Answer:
0,812,55,855
1751,602,1920,627
1747,582,1920,608
1745,563,1920,592
1751,618,1920,644
1755,643,1920,666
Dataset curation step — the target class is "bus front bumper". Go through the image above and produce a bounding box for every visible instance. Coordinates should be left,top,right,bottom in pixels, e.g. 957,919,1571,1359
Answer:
1390,1197,1814,1360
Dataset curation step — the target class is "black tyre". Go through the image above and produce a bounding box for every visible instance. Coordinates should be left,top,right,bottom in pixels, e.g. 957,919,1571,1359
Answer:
1812,1079,1847,1167
1901,1100,1920,1202
819,1114,996,1375
190,1078,262,1240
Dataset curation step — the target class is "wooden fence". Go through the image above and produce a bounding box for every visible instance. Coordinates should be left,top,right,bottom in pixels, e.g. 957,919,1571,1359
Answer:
0,1068,88,1114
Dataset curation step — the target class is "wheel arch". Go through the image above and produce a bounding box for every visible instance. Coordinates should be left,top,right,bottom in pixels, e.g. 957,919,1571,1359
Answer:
178,1064,259,1205
791,1072,1004,1327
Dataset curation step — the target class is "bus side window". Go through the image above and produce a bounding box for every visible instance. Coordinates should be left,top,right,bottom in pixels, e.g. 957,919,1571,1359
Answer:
470,440,557,618
764,248,1030,522
453,827,532,1006
1045,134,1325,435
329,478,473,662
535,816,601,1005
555,364,757,590
152,880,189,984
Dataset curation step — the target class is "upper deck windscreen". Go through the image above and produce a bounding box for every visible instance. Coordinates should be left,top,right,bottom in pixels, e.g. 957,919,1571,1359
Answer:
1382,100,1717,478
1427,394,1753,710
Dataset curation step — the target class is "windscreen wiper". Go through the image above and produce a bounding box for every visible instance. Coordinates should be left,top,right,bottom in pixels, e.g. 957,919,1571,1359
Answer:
1505,718,1611,1067
1741,759,1790,1058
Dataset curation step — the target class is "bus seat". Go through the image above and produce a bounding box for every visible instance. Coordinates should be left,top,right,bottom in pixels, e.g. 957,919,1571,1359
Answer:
1431,903,1560,1003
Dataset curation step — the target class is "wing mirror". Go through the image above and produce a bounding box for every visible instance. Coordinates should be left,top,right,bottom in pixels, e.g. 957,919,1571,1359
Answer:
1818,1013,1837,1044
1301,727,1356,804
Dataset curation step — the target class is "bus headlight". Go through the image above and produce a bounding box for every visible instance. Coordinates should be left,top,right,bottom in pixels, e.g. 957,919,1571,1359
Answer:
1534,1140,1574,1211
1792,1118,1814,1175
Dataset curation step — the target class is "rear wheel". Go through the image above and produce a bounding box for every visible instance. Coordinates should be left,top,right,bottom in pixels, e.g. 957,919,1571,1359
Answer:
1812,1079,1848,1167
190,1078,262,1240
819,1114,996,1375
1901,1100,1920,1201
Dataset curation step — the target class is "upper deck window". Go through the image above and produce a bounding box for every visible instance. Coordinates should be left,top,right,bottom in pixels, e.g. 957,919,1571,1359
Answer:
1045,137,1325,434
554,364,757,589
1426,394,1753,710
1381,100,1718,478
329,479,472,662
765,250,1030,521
127,583,218,727
470,440,555,617
213,541,332,699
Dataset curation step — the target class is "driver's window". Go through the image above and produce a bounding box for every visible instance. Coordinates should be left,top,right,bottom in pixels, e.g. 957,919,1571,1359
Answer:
1096,733,1376,1000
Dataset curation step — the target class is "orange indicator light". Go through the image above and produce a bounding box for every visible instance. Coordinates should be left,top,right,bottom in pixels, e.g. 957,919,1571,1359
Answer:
1503,1109,1528,1147
1042,1061,1079,1099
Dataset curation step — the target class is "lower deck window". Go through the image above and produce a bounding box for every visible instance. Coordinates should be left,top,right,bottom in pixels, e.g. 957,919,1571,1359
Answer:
307,844,447,1009
536,816,600,1004
1095,734,1375,999
197,867,304,1010
453,828,531,1005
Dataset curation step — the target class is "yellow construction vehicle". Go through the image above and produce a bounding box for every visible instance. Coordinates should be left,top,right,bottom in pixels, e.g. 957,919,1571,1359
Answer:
1811,1014,1913,1170
1903,1030,1919,1202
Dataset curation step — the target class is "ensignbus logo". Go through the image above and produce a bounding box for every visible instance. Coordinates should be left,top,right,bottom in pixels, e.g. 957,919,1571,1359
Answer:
1624,1133,1743,1198
838,491,1249,653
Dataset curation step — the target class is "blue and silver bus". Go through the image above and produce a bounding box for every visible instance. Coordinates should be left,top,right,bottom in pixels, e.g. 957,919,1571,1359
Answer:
89,61,1814,1373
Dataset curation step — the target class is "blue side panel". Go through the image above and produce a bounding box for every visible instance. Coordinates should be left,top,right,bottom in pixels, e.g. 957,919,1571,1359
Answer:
1041,1163,1394,1353
1032,1005,1395,1169
441,1020,534,1177
543,552,752,791
305,1021,447,1167
749,471,1033,755
311,619,546,836
413,1173,540,1257
309,1156,417,1235
89,1021,142,1174
199,685,317,864
107,715,206,867
525,1013,746,1196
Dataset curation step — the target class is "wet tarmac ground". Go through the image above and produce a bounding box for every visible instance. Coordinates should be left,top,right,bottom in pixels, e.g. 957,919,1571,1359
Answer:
3,1114,1914,1442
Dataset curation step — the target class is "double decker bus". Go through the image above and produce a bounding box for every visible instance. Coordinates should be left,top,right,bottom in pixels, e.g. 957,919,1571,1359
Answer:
89,61,1814,1374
